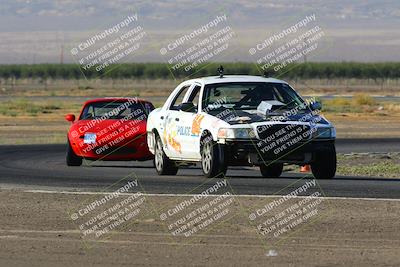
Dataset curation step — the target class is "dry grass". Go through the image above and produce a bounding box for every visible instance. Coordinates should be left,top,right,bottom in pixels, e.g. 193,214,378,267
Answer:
2,78,400,98
385,103,400,112
337,153,400,178
322,94,381,113
0,79,179,97
353,94,377,106
0,98,64,117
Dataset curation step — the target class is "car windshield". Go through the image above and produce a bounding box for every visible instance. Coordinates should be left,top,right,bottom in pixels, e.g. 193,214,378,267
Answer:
202,82,306,112
79,100,154,120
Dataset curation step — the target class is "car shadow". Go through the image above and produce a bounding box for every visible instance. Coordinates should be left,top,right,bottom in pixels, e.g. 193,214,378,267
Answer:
85,164,155,169
225,174,399,182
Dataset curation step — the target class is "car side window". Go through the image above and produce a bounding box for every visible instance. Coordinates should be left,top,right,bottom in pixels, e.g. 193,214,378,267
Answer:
187,85,201,111
169,85,191,110
81,105,94,119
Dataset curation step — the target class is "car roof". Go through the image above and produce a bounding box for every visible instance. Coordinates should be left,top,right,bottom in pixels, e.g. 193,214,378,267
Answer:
185,75,287,85
83,97,151,105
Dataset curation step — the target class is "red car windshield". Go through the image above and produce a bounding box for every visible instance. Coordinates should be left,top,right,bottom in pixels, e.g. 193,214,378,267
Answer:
79,101,154,120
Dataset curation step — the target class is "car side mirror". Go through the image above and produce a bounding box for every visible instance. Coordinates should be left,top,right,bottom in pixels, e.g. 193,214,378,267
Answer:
310,101,322,111
179,102,196,113
65,114,75,122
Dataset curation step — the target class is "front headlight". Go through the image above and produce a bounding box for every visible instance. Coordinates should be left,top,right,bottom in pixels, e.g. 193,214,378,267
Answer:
314,127,333,139
217,128,255,139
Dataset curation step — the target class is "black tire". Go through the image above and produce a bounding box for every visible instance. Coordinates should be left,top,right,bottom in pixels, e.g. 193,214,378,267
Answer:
66,140,82,166
260,163,283,178
311,144,337,179
154,134,178,175
201,135,227,178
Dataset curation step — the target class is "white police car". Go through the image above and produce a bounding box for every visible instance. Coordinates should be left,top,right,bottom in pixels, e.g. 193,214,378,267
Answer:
147,73,336,179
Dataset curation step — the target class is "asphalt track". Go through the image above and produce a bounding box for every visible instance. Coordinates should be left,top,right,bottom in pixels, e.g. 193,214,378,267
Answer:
0,139,399,199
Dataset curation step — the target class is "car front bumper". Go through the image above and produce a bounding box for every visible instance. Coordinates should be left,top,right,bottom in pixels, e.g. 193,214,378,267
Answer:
220,139,335,165
70,134,153,161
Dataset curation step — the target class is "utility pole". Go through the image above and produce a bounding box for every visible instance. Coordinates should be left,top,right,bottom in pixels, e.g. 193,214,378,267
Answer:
303,38,308,63
60,44,64,64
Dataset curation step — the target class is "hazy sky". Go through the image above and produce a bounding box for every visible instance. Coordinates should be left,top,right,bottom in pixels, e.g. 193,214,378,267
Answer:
0,0,399,64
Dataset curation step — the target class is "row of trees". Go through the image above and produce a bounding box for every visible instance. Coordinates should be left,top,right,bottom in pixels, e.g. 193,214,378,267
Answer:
0,62,399,80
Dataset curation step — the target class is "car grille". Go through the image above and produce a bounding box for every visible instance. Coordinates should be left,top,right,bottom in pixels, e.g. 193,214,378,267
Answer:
256,124,311,141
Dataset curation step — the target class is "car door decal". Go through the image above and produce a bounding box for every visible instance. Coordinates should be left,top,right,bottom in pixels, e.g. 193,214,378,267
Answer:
191,114,205,136
164,115,182,153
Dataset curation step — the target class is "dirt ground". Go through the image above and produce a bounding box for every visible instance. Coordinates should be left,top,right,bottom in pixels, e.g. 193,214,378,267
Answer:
336,153,400,178
325,113,400,138
0,190,399,266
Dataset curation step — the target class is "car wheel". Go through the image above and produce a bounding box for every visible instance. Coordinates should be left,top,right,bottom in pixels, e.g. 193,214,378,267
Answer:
154,134,178,175
201,135,227,178
311,144,337,179
66,140,82,166
260,163,283,178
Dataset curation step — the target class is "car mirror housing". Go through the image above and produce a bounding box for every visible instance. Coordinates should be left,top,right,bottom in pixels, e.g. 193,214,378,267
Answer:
65,114,75,122
179,102,196,113
310,101,322,111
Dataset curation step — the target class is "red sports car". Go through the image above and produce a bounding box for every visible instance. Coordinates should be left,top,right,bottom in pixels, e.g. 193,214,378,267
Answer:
65,97,154,166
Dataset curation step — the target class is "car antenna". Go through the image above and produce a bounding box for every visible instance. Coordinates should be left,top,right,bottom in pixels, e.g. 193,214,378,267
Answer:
217,65,224,78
